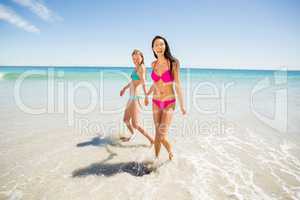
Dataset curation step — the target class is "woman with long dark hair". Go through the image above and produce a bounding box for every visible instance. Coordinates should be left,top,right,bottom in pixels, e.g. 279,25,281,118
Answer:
147,36,186,160
120,49,154,145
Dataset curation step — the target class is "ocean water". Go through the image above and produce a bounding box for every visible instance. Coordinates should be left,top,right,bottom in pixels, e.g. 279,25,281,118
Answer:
0,66,300,199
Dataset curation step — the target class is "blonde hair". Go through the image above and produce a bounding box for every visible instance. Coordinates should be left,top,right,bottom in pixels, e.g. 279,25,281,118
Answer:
131,49,144,65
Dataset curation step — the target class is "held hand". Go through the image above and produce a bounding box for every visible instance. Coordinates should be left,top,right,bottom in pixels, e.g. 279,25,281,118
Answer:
144,96,149,106
180,106,186,115
120,88,125,96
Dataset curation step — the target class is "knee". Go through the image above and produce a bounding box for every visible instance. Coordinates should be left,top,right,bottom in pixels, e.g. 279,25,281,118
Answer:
158,124,168,136
123,117,130,124
154,134,161,143
131,121,139,129
159,135,168,143
155,123,161,131
155,134,166,143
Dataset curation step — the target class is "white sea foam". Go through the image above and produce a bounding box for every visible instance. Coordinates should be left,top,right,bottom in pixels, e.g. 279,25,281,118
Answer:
0,68,300,199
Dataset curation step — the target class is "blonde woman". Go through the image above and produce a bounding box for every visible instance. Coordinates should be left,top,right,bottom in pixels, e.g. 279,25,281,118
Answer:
120,49,154,145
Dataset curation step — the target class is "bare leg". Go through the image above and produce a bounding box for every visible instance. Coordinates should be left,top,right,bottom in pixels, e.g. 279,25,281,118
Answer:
159,106,174,160
121,100,134,141
131,100,154,144
161,136,173,160
153,103,162,158
135,125,154,145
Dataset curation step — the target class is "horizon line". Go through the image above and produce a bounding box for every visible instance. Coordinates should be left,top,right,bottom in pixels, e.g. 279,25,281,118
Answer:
0,65,299,71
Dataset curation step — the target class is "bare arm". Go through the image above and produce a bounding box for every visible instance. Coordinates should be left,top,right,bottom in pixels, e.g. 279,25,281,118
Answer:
146,84,154,96
140,65,148,97
146,61,156,96
139,65,150,106
120,81,131,96
173,60,186,114
123,82,131,90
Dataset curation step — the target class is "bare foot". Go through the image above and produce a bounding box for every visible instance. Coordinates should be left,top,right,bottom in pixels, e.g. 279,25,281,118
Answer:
168,152,174,160
149,140,154,148
149,142,154,148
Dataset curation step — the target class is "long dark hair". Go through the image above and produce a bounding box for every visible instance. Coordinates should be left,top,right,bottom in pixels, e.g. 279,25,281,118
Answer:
151,35,177,76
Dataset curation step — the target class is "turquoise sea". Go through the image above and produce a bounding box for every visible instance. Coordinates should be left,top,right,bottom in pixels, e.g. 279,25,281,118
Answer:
0,66,300,199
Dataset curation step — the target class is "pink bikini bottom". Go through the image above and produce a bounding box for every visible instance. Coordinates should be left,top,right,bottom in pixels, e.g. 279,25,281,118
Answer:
152,98,176,110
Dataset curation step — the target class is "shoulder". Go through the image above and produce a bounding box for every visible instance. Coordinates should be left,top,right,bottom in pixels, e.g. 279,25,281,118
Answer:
171,58,180,70
136,64,146,75
151,60,157,68
139,64,146,72
173,58,180,66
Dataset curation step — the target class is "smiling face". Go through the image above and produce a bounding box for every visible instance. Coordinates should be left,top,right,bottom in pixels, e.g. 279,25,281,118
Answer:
132,53,143,66
153,38,166,57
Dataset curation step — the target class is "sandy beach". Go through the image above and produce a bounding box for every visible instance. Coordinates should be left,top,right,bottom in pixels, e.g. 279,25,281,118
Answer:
0,67,300,199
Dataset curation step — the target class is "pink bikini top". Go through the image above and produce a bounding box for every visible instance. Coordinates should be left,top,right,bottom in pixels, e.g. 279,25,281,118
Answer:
151,61,174,83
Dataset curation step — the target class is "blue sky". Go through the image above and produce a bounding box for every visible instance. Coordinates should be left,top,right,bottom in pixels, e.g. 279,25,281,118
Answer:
0,0,299,69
